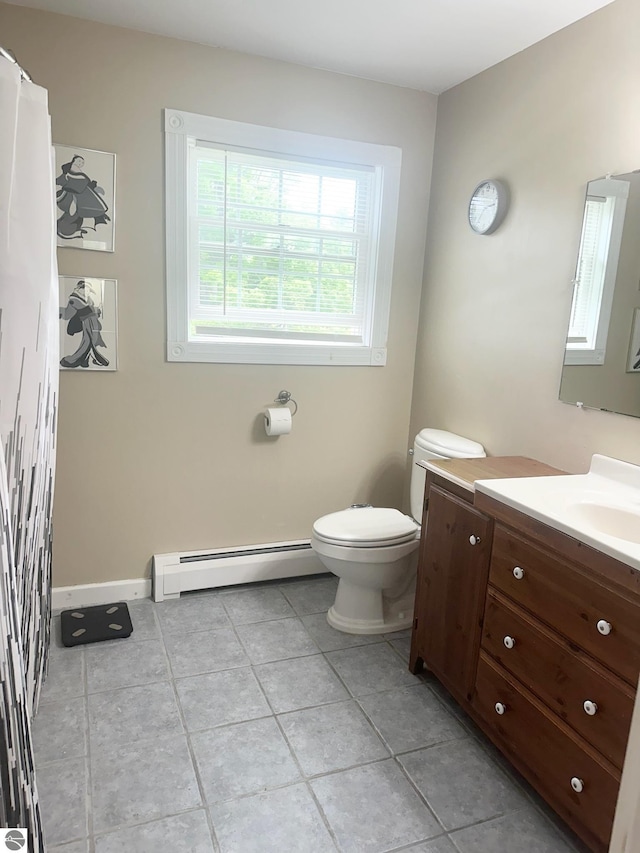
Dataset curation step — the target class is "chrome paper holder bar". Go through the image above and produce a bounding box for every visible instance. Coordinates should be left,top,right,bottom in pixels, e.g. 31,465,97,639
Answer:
274,390,298,417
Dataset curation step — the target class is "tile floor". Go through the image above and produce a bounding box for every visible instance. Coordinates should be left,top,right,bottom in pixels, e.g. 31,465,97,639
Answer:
36,575,588,853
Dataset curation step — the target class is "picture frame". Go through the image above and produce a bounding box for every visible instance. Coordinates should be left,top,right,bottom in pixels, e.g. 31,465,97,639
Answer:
54,145,116,252
627,307,640,373
59,277,118,371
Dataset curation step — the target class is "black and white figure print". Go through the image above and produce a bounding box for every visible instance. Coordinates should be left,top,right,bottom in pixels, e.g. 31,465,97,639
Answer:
59,277,118,370
54,145,115,251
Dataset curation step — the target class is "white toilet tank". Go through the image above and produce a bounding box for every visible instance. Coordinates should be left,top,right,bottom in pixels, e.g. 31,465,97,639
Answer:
410,428,486,521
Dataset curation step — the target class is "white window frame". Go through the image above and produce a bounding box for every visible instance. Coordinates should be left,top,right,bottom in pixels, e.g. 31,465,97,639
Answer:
565,177,629,366
164,109,401,365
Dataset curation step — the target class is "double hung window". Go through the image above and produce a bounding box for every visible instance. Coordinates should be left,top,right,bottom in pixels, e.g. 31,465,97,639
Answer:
565,178,629,365
165,110,401,365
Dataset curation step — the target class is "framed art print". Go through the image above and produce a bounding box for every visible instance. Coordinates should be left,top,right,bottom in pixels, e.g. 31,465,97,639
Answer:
54,145,116,251
59,277,118,371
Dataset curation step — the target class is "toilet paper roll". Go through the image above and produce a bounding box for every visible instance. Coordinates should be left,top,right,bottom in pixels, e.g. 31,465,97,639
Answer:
264,406,292,436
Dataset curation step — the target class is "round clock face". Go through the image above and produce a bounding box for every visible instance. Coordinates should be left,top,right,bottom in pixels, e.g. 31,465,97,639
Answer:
468,179,507,234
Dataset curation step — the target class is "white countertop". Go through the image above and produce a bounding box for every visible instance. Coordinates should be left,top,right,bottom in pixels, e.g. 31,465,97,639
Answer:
475,454,640,571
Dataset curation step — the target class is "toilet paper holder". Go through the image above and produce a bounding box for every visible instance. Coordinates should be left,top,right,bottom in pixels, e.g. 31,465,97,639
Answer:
274,390,298,417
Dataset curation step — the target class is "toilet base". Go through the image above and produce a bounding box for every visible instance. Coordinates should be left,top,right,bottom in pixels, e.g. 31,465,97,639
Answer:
326,575,415,634
326,603,413,635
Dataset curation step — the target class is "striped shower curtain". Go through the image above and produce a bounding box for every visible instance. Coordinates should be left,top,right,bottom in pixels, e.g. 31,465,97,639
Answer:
0,58,58,850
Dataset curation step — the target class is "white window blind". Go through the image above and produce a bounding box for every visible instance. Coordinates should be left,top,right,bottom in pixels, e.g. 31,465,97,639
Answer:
567,194,612,345
190,146,374,344
164,109,401,366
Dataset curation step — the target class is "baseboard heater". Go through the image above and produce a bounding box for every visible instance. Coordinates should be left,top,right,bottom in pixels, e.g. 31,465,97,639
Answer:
152,539,325,601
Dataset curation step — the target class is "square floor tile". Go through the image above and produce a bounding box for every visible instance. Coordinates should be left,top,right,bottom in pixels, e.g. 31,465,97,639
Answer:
279,577,338,615
255,654,348,713
279,700,388,775
85,638,169,693
156,592,231,635
426,679,474,727
450,807,575,853
326,643,419,697
165,627,248,677
176,667,271,731
236,618,318,664
33,696,87,766
95,809,214,853
127,598,161,640
359,685,465,754
220,587,295,624
300,613,383,652
403,838,457,853
88,681,183,750
40,647,85,702
50,616,65,651
389,635,411,662
210,783,337,853
91,735,201,833
50,841,89,853
399,738,527,831
38,757,88,847
191,716,300,803
311,759,440,853
382,629,412,639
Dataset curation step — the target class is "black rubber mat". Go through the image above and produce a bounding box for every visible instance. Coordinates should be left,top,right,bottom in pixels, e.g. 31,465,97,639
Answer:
60,602,133,647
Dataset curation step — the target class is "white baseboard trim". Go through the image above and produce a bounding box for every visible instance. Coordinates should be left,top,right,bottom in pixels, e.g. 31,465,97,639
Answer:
52,578,152,611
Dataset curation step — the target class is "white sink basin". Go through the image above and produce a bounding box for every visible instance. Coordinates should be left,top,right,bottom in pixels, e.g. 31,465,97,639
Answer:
475,454,640,570
566,500,640,545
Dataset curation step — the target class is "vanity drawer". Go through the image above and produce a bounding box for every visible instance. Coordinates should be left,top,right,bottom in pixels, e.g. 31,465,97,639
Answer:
482,589,634,768
473,651,620,852
489,524,640,685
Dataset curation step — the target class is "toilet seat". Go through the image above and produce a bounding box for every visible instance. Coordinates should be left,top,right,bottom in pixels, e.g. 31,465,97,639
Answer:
312,507,419,548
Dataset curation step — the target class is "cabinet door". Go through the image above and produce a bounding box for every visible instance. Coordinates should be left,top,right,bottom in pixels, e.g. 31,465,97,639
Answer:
413,485,493,703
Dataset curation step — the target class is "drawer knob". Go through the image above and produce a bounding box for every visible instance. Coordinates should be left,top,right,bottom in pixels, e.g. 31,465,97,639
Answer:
596,619,612,636
570,777,585,794
469,535,481,546
583,700,598,716
503,635,516,650
512,566,525,580
495,702,507,715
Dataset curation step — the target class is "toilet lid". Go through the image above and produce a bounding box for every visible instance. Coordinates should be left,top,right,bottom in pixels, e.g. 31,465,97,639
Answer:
313,507,419,547
415,428,486,458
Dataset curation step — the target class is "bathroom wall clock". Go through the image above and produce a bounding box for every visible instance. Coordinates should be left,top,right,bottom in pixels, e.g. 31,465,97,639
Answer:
468,179,509,234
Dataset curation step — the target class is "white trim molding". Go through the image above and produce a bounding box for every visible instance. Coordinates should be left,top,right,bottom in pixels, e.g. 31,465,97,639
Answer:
52,578,152,611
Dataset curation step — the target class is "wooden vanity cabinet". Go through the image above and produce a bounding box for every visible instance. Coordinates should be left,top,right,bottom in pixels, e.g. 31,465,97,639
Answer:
410,459,640,853
409,483,492,705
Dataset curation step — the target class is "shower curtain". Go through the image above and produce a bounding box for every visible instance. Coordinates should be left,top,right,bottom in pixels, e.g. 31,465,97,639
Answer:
0,58,58,850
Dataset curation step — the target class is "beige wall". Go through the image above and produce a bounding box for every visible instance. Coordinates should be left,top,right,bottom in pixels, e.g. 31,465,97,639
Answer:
410,0,640,475
0,3,437,586
6,0,640,588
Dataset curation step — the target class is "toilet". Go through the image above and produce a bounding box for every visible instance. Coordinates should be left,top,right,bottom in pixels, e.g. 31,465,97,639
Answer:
311,428,486,634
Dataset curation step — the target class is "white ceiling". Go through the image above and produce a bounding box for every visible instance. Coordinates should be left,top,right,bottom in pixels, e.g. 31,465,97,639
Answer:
5,0,616,93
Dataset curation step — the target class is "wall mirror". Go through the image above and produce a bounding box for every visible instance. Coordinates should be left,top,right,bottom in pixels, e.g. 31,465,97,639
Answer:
559,170,640,418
